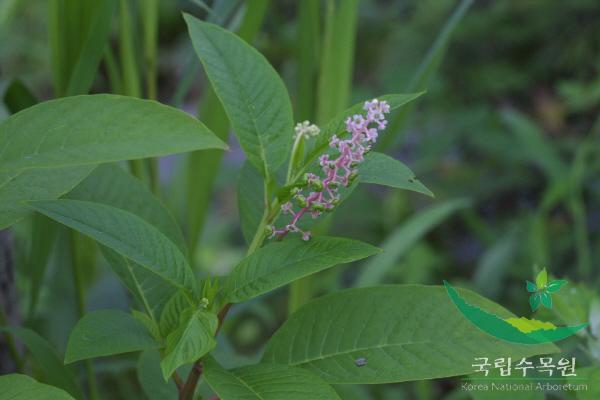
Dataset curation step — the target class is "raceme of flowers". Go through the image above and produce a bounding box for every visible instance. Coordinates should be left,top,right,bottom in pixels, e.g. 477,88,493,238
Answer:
268,98,390,241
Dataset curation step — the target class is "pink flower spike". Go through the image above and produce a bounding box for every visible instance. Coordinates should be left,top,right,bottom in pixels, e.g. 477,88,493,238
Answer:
272,98,390,241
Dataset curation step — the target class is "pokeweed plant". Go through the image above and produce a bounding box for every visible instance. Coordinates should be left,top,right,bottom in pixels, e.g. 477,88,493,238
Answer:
0,14,557,400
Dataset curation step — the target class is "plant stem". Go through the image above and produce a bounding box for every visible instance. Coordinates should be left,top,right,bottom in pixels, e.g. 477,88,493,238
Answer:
69,231,99,400
141,0,158,100
177,197,280,399
179,362,202,400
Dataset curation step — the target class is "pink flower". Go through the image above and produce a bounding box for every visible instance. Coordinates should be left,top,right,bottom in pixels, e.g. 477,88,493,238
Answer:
272,98,390,240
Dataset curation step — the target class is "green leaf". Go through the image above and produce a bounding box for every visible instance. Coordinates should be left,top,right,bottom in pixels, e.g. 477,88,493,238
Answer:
525,280,537,293
160,309,218,380
359,152,433,197
66,164,186,319
204,355,341,400
0,94,227,172
65,310,160,364
540,291,553,309
0,327,82,399
30,199,197,295
185,15,294,177
3,79,37,113
535,268,548,288
101,247,177,322
224,236,380,303
355,198,470,287
132,310,161,342
184,0,269,252
137,350,178,400
27,214,60,316
0,374,76,400
159,290,195,337
546,279,567,293
529,293,541,311
304,93,424,177
0,165,95,229
0,94,227,228
67,164,186,253
237,161,266,244
65,0,117,96
569,367,600,400
263,285,556,384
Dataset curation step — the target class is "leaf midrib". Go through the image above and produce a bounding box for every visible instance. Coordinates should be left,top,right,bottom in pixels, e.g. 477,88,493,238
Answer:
228,246,375,299
197,24,269,176
34,203,190,292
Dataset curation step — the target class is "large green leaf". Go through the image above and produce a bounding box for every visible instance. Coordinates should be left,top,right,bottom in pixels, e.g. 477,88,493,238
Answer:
224,236,380,303
359,152,433,196
303,93,424,179
0,374,75,400
102,247,176,322
67,164,185,318
263,285,557,384
30,199,197,295
0,327,82,399
355,198,470,287
67,164,186,252
0,94,227,228
0,94,226,172
0,165,94,229
65,310,160,364
237,161,265,245
160,309,218,380
185,15,294,178
204,356,340,400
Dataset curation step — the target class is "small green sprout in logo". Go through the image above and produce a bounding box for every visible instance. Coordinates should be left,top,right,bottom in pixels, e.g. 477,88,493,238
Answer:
526,268,567,311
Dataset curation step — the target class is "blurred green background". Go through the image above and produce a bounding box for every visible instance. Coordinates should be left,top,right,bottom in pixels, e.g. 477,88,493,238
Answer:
1,0,599,399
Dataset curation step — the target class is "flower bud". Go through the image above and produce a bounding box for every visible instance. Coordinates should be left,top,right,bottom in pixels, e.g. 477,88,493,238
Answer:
348,172,358,185
311,180,324,192
264,225,274,236
311,202,325,212
296,195,308,208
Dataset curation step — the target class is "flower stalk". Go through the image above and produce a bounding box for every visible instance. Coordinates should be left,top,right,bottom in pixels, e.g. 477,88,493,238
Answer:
270,98,390,241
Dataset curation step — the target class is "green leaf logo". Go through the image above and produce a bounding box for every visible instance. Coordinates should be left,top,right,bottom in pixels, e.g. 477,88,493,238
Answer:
527,268,565,311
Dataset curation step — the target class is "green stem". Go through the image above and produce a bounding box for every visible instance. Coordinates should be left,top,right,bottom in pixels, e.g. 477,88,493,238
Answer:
69,231,99,400
141,0,158,100
286,133,304,183
287,276,313,315
128,159,146,182
119,0,141,98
